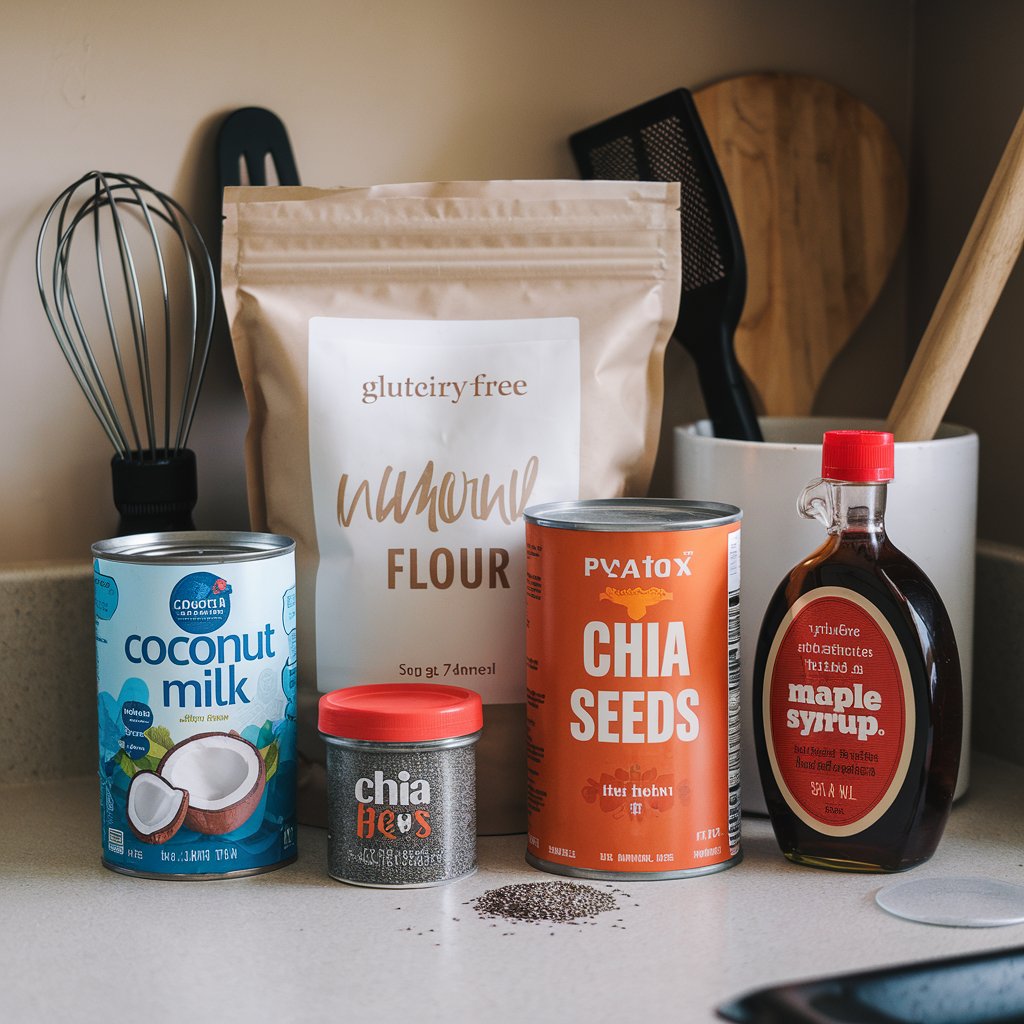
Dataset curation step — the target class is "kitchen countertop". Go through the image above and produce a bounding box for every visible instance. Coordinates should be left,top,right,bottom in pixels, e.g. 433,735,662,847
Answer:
3,754,1024,1023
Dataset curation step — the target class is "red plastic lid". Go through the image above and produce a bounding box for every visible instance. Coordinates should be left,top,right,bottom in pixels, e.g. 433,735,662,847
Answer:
318,684,484,742
821,429,895,482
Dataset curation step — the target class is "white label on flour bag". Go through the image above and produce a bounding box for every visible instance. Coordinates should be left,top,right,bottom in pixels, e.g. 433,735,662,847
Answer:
308,317,581,703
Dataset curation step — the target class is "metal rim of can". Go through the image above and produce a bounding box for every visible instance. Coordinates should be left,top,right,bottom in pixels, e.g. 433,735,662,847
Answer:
524,851,741,882
328,864,479,889
524,498,741,532
91,530,295,563
102,856,297,881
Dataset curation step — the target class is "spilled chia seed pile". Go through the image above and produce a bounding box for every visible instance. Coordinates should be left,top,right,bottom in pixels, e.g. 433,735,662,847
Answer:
472,881,623,924
396,882,635,940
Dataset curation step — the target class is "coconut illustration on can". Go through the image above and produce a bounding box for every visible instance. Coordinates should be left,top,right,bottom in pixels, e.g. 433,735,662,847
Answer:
126,771,189,844
124,731,267,843
159,732,267,835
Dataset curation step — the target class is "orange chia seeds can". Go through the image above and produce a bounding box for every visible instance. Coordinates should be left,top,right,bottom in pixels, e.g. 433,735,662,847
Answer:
524,499,742,879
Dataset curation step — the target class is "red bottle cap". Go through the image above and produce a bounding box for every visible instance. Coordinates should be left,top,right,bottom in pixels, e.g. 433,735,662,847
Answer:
318,684,484,742
821,430,895,482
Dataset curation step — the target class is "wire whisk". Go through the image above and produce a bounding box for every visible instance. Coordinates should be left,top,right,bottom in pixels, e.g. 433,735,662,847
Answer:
36,171,215,534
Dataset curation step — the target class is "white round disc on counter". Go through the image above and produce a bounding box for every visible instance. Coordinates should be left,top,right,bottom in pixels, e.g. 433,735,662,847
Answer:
876,876,1024,927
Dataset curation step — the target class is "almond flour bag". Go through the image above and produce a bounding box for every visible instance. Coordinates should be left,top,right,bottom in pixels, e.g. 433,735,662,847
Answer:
221,180,681,834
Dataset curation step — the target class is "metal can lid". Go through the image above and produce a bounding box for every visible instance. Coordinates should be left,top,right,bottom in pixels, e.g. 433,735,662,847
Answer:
524,498,741,532
318,684,484,743
92,530,295,564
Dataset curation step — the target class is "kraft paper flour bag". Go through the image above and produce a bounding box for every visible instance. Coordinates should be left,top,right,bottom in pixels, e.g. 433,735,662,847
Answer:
221,180,681,833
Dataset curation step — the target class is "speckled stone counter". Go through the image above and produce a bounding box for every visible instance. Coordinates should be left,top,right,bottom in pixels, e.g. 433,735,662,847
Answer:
3,754,1024,1024
4,550,1024,1022
0,562,93,782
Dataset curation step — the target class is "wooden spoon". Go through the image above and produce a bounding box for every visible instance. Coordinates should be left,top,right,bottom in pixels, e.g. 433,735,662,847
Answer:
694,73,907,415
886,105,1024,442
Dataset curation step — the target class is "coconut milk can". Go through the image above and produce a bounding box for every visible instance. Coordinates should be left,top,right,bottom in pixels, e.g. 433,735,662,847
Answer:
93,531,297,878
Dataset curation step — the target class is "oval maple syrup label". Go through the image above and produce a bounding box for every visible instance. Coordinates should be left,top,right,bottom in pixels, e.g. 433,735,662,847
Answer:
762,587,914,837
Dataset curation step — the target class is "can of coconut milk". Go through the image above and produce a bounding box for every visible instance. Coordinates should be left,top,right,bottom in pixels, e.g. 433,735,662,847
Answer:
93,531,297,878
524,499,741,879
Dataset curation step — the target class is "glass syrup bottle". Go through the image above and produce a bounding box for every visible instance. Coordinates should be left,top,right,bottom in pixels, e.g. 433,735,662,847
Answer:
753,430,961,872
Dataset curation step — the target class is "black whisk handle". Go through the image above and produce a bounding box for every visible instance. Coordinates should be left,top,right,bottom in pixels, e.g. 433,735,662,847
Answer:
111,449,197,536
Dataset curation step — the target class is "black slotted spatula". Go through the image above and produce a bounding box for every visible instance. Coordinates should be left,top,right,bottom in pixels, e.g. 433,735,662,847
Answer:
214,107,301,294
216,107,301,190
570,89,762,441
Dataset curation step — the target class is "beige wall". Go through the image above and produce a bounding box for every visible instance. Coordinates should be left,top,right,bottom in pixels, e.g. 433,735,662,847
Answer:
1,0,914,562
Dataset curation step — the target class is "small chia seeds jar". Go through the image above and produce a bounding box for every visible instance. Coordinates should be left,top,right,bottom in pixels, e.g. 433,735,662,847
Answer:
318,684,483,888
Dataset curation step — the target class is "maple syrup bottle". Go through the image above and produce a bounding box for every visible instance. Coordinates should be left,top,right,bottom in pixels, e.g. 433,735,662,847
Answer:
754,430,961,872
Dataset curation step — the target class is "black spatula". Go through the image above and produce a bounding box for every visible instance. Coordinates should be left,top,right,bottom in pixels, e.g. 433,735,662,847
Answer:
216,107,301,190
570,89,762,441
214,106,301,300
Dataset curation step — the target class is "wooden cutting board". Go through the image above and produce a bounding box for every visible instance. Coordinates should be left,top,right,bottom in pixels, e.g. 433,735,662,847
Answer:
694,73,907,415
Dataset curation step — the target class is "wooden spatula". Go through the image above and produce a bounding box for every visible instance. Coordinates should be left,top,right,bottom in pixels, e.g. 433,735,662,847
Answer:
694,73,907,415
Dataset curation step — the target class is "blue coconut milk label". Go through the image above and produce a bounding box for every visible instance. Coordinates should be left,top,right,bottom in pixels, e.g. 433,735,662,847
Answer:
94,548,297,876
169,572,232,633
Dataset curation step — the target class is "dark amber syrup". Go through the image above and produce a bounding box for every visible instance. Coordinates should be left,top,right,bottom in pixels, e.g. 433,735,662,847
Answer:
754,528,962,872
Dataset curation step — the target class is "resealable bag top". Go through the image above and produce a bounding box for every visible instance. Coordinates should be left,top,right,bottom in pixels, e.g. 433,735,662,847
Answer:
222,180,682,834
